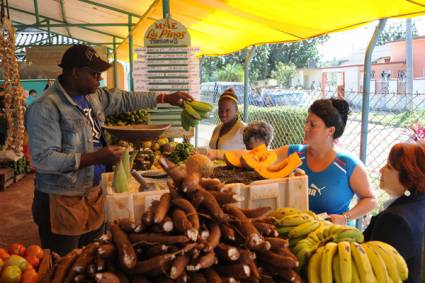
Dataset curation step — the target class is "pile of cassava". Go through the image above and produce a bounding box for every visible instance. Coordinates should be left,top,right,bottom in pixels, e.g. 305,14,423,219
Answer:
42,154,302,283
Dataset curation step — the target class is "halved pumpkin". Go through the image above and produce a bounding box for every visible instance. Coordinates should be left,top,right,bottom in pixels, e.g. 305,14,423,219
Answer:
224,151,243,168
223,144,269,169
241,150,278,170
250,143,267,153
254,153,302,179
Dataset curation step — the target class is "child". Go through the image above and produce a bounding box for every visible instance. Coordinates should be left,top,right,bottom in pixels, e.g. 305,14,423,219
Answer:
243,121,274,150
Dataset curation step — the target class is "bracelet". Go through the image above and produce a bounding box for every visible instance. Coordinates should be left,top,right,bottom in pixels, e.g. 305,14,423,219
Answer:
159,93,166,103
343,212,351,224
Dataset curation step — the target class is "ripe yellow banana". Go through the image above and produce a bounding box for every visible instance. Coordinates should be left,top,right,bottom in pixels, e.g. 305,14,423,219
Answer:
187,100,213,112
362,243,391,283
351,257,361,283
332,253,343,283
288,220,321,239
350,242,375,283
337,241,352,283
368,241,408,281
367,242,401,283
293,237,319,258
183,101,201,120
305,210,319,220
277,225,293,236
332,227,364,243
289,236,304,248
269,207,301,219
308,246,324,283
307,221,327,242
278,213,313,227
320,242,338,283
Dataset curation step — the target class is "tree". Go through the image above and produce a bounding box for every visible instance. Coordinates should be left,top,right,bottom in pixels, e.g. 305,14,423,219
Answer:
271,62,296,87
201,54,244,82
377,22,418,46
267,36,328,70
216,63,244,82
201,35,329,83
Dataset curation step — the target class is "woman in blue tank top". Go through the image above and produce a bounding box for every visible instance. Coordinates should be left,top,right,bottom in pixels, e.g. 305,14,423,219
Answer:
274,98,376,225
208,98,376,225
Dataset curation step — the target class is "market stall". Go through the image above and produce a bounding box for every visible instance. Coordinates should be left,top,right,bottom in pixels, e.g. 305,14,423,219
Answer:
0,0,422,282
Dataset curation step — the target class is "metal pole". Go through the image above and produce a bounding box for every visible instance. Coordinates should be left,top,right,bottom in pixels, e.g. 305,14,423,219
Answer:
33,0,40,24
14,23,132,28
113,36,118,89
243,46,256,122
9,6,125,39
128,15,134,91
78,0,143,18
406,18,413,108
195,56,203,148
360,19,387,164
163,0,170,18
47,19,52,44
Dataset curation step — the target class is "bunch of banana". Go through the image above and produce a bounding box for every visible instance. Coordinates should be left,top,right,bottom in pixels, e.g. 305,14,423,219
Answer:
307,240,408,283
292,224,365,267
362,241,408,283
181,100,213,131
271,207,365,268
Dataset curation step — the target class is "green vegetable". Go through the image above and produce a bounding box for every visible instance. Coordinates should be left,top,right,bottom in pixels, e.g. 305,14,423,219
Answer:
112,160,129,193
168,142,194,165
122,148,130,179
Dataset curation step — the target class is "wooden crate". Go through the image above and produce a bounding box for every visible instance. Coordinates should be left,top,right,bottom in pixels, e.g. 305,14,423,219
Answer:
0,168,15,191
224,175,309,211
14,173,26,183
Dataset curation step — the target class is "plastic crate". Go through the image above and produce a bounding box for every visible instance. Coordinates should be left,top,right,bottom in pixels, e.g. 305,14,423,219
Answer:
223,175,308,211
101,172,168,225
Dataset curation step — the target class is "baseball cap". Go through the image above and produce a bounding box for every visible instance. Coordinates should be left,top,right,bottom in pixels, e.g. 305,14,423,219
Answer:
58,44,111,72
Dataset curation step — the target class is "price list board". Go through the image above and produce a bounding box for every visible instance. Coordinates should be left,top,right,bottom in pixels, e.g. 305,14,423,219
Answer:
133,18,200,100
134,47,200,99
133,18,200,138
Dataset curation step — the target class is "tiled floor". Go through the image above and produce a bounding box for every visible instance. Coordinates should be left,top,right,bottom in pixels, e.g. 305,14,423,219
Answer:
0,174,40,248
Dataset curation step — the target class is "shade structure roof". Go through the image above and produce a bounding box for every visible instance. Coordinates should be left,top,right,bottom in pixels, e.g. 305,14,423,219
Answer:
4,0,425,61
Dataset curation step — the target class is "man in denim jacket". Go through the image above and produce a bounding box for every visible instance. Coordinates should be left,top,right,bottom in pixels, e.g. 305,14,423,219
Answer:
25,44,191,255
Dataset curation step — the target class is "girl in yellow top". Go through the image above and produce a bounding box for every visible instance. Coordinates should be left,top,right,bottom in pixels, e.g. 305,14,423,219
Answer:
209,88,246,150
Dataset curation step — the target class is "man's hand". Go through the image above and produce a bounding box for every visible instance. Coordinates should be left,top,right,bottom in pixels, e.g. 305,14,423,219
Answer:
96,146,126,166
164,91,193,106
80,146,125,169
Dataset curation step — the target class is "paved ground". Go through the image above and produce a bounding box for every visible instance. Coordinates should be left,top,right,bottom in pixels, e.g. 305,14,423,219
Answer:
0,174,39,248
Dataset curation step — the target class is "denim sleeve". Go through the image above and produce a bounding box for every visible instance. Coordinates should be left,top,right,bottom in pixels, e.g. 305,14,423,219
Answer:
25,102,80,173
96,88,159,116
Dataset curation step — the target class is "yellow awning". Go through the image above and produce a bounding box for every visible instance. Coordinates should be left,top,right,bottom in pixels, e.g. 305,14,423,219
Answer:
117,0,425,61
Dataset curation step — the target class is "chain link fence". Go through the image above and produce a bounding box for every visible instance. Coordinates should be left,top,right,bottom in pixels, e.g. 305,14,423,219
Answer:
198,83,425,214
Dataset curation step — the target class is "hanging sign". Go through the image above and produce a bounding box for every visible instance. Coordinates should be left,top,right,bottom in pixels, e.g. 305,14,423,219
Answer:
133,18,200,99
143,18,190,47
